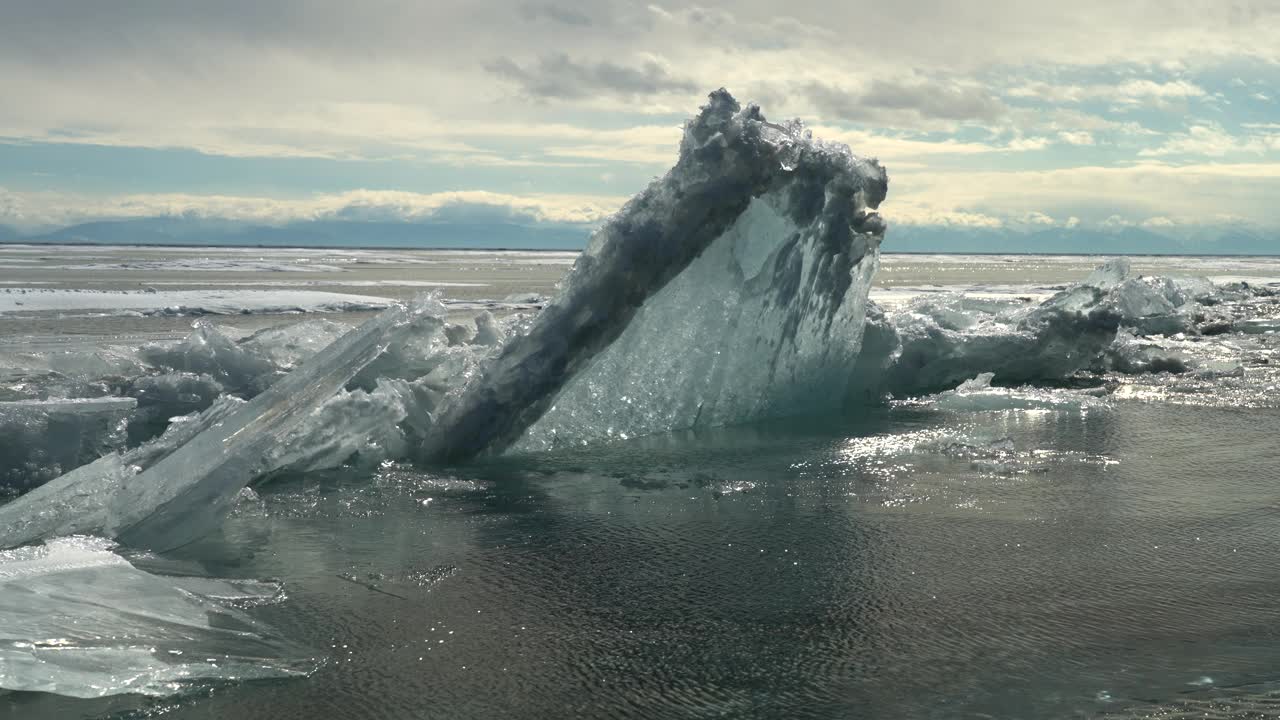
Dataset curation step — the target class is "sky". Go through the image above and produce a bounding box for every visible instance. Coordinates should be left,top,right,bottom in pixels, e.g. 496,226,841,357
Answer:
3,0,1280,249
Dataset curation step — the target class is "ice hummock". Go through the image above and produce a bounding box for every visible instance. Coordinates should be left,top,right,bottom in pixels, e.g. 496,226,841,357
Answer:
854,257,1267,400
0,536,315,697
419,89,888,460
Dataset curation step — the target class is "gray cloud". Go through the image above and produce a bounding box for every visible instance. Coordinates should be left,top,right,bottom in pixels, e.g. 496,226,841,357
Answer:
518,3,593,26
807,79,1008,127
486,54,699,100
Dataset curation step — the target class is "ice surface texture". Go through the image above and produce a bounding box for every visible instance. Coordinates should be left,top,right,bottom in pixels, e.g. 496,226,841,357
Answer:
0,536,314,697
420,89,888,461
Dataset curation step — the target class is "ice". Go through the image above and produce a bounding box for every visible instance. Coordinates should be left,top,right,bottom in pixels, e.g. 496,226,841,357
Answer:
0,304,412,551
0,536,315,698
239,319,354,369
0,342,148,402
922,373,1107,413
1236,318,1280,334
0,398,136,492
263,379,413,474
419,89,888,460
0,288,393,317
0,397,245,549
123,372,226,443
141,322,279,397
114,303,412,551
856,258,1263,399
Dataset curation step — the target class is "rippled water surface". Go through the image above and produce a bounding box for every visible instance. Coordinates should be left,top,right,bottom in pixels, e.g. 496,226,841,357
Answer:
7,401,1280,719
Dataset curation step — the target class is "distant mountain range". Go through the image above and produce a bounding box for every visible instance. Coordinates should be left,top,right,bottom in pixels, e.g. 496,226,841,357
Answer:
0,216,1277,255
3,217,593,250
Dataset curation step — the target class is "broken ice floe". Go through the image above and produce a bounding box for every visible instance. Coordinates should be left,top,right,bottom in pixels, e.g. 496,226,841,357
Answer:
852,257,1280,401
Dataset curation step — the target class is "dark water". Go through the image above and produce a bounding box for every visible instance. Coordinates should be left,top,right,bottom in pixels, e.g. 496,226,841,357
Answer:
7,400,1280,720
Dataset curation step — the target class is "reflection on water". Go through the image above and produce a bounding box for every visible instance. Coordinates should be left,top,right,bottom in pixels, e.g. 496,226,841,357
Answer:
6,401,1280,719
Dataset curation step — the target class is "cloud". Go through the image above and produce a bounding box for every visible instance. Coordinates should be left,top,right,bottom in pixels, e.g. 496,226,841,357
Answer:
518,3,593,26
1138,124,1280,157
1006,79,1207,107
806,78,1007,128
889,161,1280,229
485,54,698,100
1057,131,1096,145
0,188,630,231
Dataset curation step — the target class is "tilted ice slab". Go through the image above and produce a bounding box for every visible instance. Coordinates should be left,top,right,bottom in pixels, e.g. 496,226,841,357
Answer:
419,89,888,460
0,536,315,698
0,304,413,551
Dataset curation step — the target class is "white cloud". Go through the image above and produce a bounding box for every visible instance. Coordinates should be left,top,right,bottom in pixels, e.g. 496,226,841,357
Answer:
1006,79,1207,107
888,161,1280,229
1057,131,1096,145
1139,124,1280,157
0,188,630,231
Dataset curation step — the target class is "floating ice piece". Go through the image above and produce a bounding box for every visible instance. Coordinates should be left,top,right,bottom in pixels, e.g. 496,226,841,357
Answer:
420,89,888,460
0,397,136,492
0,536,315,698
924,373,1107,413
1236,317,1280,334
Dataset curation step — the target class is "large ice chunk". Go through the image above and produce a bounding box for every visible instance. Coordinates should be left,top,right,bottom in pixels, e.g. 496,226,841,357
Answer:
0,536,315,698
419,89,888,460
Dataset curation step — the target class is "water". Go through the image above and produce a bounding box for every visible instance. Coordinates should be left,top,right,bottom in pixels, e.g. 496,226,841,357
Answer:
3,247,1280,719
7,407,1280,719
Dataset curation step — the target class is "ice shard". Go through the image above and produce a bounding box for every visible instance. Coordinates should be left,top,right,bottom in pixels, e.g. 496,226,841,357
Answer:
0,305,411,551
419,89,889,460
114,304,409,551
